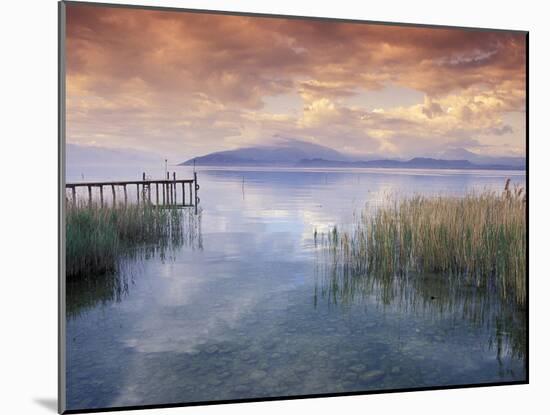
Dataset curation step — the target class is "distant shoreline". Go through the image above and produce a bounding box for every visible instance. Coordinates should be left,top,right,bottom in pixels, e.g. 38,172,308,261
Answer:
177,163,526,173
181,157,525,171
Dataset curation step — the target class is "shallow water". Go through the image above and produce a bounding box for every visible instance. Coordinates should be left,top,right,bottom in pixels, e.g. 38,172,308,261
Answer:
66,167,526,410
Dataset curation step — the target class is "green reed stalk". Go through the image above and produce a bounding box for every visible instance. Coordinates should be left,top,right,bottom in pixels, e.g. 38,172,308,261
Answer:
320,183,526,305
66,202,200,279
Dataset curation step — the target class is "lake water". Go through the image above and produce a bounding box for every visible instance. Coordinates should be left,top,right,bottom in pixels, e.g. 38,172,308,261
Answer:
65,166,526,410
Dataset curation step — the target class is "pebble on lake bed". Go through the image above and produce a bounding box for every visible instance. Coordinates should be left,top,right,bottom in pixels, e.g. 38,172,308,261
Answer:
249,369,267,381
359,370,385,382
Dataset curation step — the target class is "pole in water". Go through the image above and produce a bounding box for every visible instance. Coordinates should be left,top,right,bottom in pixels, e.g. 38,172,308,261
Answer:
194,171,199,215
164,159,167,178
173,172,177,205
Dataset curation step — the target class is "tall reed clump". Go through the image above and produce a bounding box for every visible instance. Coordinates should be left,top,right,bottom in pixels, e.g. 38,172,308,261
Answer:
318,182,526,305
66,202,201,279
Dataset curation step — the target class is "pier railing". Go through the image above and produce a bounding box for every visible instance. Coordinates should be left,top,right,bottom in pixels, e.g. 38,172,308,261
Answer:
66,172,200,214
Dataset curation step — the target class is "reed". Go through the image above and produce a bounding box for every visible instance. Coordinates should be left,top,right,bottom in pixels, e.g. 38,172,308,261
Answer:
66,202,201,279
317,182,526,305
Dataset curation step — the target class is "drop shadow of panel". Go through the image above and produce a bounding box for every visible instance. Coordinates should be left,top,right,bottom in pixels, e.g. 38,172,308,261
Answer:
34,398,57,412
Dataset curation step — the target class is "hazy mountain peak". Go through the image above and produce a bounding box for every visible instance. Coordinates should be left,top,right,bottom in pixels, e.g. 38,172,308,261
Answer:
181,138,349,166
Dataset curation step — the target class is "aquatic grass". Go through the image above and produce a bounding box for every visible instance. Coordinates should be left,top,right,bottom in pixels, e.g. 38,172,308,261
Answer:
316,183,526,306
66,202,201,279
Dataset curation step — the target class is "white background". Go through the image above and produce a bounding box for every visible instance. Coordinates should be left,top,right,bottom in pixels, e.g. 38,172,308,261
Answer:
0,0,546,414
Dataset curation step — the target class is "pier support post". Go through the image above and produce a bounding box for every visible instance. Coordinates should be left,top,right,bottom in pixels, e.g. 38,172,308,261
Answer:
166,172,170,205
194,172,199,215
173,172,177,205
111,185,116,206
170,183,173,205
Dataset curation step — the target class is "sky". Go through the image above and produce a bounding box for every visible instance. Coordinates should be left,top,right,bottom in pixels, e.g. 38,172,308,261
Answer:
65,3,527,162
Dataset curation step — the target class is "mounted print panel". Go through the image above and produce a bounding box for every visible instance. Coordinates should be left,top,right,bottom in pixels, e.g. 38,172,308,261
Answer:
59,1,527,413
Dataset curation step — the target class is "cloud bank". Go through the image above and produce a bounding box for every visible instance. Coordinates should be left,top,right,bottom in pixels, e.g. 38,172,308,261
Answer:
66,4,526,160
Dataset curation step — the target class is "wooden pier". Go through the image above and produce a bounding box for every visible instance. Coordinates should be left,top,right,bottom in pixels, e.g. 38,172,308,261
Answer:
66,172,200,214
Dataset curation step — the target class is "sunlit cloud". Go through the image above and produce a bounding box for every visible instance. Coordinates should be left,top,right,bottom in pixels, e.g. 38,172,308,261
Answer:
66,4,526,160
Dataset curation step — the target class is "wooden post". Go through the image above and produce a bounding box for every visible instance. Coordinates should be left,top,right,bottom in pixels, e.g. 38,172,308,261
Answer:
87,186,92,207
162,182,165,205
170,181,174,205
166,172,170,205
124,185,127,206
99,185,104,207
182,182,185,206
111,185,116,206
137,184,140,204
142,174,147,204
71,187,76,205
173,173,177,205
156,183,159,205
194,172,199,214
148,184,151,204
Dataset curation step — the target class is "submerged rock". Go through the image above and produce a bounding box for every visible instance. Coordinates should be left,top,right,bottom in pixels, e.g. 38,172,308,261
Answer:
249,369,267,381
206,345,219,354
360,370,385,382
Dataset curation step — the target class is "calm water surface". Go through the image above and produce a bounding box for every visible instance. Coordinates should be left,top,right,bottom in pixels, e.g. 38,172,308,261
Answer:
66,167,526,410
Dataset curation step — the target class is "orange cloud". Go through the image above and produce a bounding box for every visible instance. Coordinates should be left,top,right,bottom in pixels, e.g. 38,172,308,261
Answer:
65,3,526,159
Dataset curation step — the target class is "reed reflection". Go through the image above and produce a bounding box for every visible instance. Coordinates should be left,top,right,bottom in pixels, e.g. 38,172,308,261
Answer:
314,187,526,363
67,207,203,319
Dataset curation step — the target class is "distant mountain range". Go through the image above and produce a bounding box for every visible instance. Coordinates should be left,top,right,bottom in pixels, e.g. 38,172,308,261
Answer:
181,140,525,171
437,148,525,168
294,157,523,170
